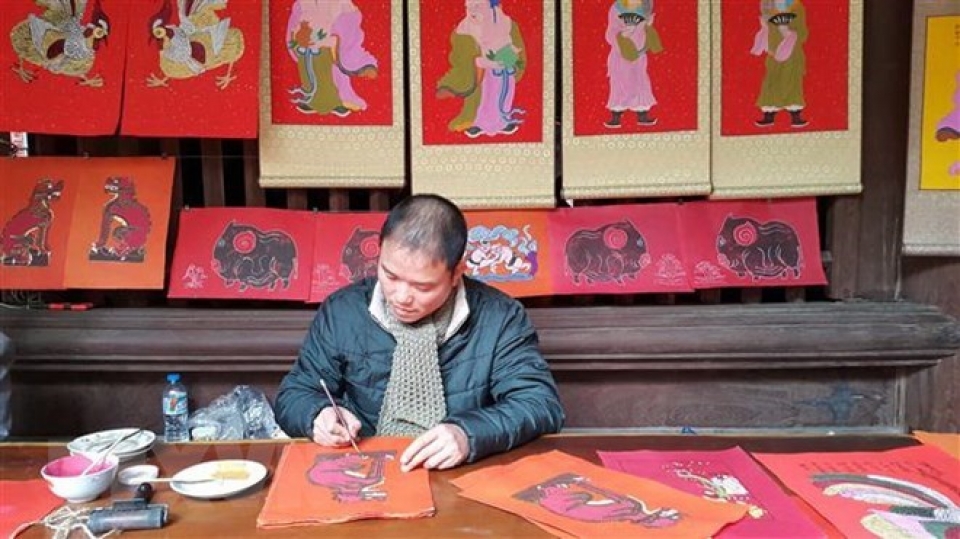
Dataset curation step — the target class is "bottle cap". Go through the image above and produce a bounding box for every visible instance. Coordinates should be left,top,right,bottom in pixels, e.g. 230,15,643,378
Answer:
166,373,180,384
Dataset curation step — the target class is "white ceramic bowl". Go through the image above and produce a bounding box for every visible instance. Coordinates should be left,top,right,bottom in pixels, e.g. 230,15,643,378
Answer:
40,454,119,503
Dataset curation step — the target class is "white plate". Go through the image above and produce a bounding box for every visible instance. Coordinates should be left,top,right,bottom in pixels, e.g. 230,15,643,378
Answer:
169,460,268,500
68,428,156,462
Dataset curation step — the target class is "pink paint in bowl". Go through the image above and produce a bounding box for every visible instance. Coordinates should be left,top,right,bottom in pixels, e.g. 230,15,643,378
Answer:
41,454,119,503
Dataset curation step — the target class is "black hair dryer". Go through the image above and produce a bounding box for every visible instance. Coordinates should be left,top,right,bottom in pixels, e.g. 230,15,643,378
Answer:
87,483,168,534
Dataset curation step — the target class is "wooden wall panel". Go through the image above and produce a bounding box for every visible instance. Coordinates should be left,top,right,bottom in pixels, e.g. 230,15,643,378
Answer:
902,257,960,433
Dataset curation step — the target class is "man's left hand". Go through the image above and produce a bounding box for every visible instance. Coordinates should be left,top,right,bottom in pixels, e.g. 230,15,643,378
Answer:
400,424,469,472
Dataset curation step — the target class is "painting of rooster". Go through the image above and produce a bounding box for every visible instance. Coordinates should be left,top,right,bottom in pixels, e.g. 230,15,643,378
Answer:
147,0,245,90
9,0,111,87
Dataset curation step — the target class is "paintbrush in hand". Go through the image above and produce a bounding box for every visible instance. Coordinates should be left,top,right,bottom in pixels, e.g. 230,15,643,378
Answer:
319,379,366,458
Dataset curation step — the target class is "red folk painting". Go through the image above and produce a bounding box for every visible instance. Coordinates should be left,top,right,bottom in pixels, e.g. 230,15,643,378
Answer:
548,203,692,295
463,210,552,298
721,0,849,136
257,439,435,527
572,0,699,136
120,0,261,138
753,445,960,539
419,0,544,145
308,212,387,303
599,447,826,538
453,450,748,539
0,158,78,290
0,0,126,135
680,198,827,289
62,158,175,289
270,0,393,126
167,207,314,301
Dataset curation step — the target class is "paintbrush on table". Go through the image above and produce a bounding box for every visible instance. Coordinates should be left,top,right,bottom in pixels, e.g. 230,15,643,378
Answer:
319,379,366,458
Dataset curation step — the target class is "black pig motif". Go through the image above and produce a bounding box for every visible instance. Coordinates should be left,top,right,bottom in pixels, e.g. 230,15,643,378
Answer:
340,227,380,282
211,222,297,291
565,220,649,284
716,216,801,279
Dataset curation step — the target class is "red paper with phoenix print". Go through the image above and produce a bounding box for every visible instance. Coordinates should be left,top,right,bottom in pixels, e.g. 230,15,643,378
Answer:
572,0,699,136
0,158,79,290
120,0,261,138
168,207,314,301
548,204,691,295
753,445,960,539
257,438,435,527
599,447,826,538
63,158,175,289
680,198,826,289
270,0,393,126
463,210,552,298
720,0,849,136
0,0,126,135
308,212,387,303
453,450,747,539
420,0,543,145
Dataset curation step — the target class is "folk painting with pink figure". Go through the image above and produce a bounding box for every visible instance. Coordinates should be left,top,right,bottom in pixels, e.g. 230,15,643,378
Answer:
573,0,698,136
420,0,544,145
270,0,393,126
721,0,850,135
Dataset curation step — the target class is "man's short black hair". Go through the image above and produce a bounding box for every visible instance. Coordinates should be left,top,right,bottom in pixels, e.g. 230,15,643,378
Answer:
380,194,468,271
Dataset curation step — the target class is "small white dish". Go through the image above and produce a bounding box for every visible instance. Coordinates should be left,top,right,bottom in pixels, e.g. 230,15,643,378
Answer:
69,428,156,462
117,464,160,486
169,460,268,500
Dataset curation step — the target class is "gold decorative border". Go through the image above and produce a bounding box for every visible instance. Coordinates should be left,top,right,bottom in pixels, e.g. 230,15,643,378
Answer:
408,1,556,210
560,0,712,200
903,0,960,256
258,0,405,188
710,0,864,199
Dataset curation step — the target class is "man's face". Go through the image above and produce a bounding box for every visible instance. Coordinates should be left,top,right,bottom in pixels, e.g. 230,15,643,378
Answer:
377,239,462,324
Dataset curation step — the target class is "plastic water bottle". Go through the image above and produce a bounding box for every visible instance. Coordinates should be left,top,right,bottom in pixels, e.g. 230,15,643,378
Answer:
162,373,190,442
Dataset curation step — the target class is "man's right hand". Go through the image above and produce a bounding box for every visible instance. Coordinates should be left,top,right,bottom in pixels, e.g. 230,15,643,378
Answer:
312,406,361,446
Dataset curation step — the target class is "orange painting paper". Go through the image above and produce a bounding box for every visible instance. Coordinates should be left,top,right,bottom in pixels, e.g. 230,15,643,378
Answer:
463,210,553,298
63,158,175,289
257,438,435,528
913,431,960,460
0,479,63,538
0,158,79,290
453,450,747,539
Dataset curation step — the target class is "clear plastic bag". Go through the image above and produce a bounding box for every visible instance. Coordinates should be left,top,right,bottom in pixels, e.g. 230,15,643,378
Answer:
187,385,287,441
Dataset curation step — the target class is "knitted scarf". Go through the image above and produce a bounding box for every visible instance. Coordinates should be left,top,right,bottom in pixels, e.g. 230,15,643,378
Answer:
376,293,455,436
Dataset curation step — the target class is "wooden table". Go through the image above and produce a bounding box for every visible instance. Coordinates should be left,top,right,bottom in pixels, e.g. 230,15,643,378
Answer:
4,434,919,537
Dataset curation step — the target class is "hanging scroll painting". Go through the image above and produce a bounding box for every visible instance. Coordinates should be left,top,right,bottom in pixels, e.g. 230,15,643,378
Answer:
548,204,692,295
903,0,960,256
409,0,555,208
598,447,826,539
168,207,314,301
308,212,386,303
463,211,552,298
711,0,863,197
419,0,543,146
62,158,175,289
269,0,392,126
753,445,960,539
120,0,262,138
0,158,79,290
680,198,827,289
572,0,698,136
561,0,711,200
259,0,404,188
0,0,126,135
